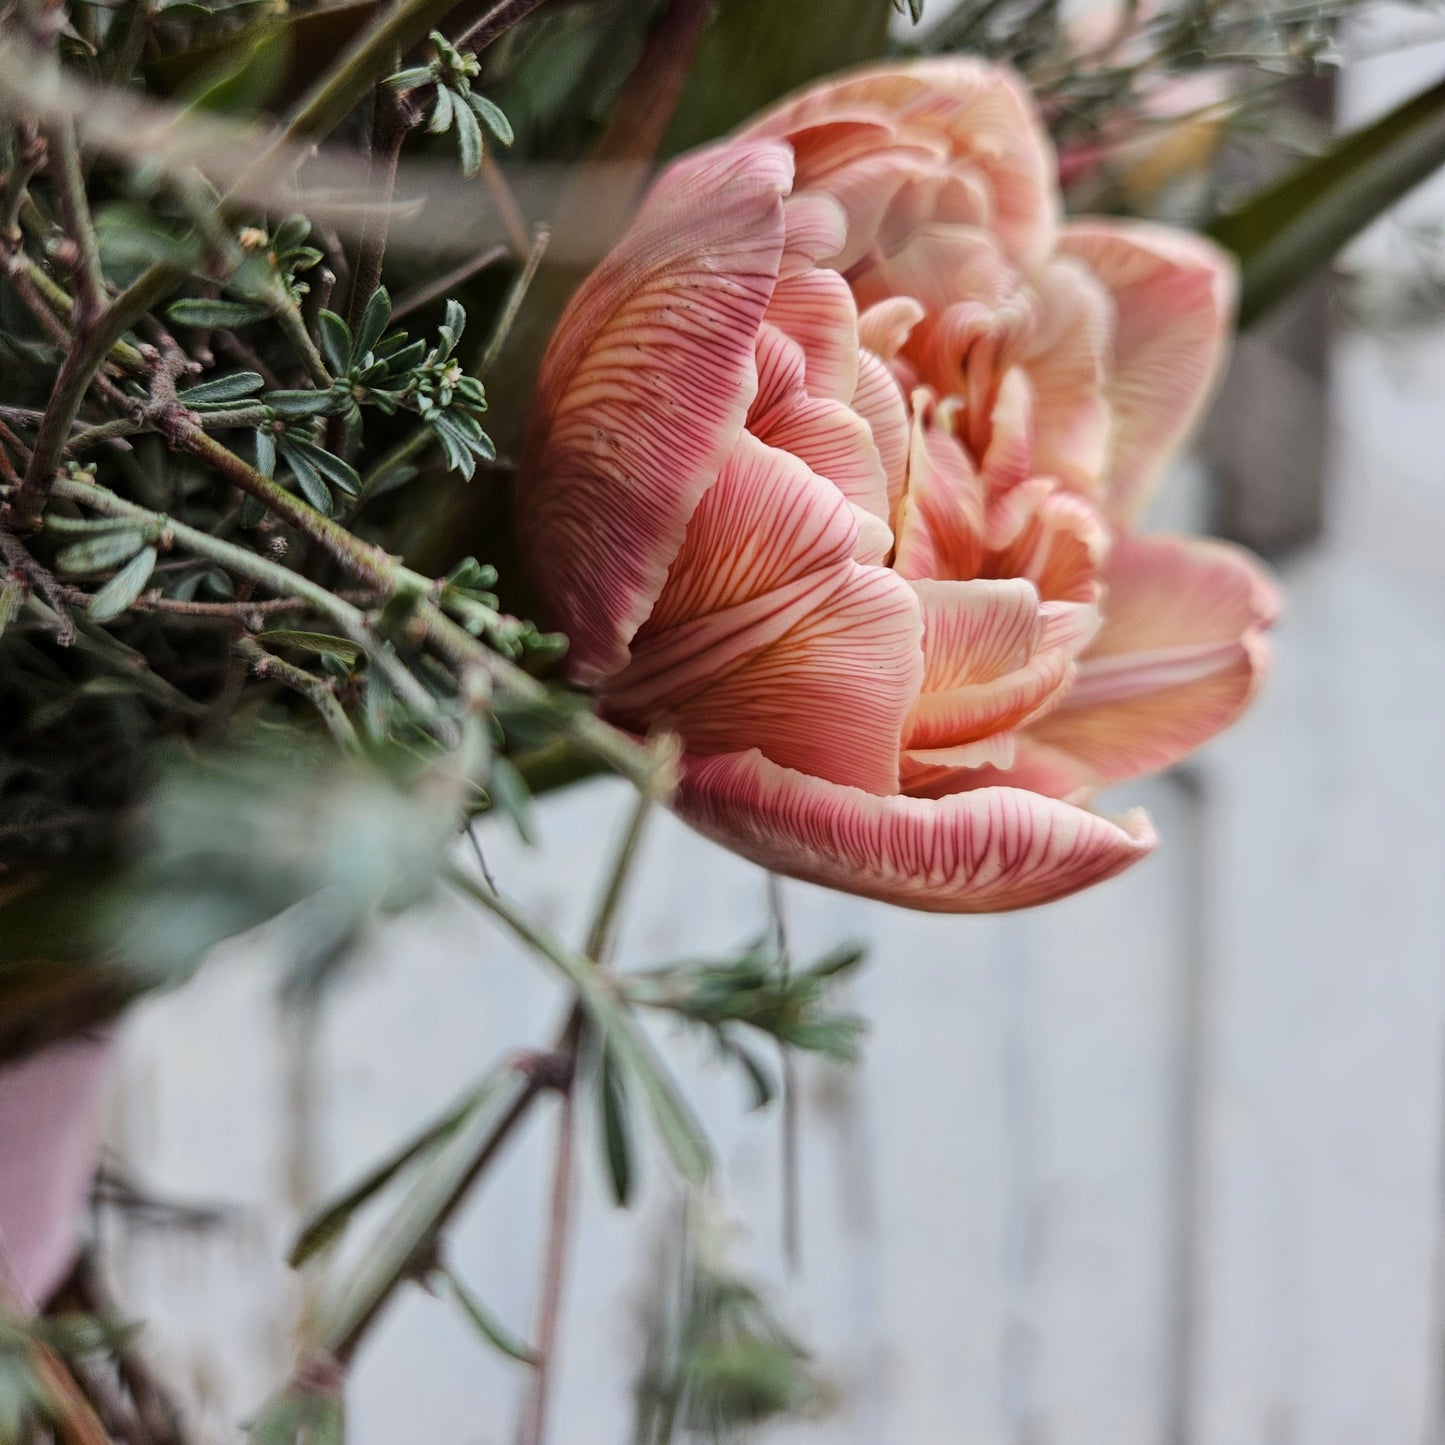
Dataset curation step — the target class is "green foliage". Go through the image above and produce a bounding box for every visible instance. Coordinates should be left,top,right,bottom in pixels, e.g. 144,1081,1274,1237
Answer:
390,30,514,178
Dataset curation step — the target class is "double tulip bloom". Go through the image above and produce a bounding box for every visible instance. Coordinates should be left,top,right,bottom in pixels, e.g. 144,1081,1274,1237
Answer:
517,60,1277,912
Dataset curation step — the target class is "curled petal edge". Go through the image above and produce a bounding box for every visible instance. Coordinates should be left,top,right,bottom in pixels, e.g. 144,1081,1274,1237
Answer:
675,748,1157,913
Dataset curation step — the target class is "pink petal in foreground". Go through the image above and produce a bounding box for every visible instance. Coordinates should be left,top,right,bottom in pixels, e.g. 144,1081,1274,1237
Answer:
1028,532,1279,786
677,749,1155,913
518,140,794,685
1059,219,1236,525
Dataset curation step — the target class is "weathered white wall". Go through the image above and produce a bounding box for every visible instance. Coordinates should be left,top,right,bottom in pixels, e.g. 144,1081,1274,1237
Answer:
98,21,1445,1445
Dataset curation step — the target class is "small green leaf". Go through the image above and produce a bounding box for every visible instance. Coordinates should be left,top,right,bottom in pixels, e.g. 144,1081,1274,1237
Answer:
465,90,513,146
168,297,269,328
598,1040,637,1207
388,65,436,91
254,428,277,478
258,631,362,667
277,437,334,513
429,83,456,135
484,755,536,844
176,371,266,405
288,1083,487,1266
453,98,483,177
355,286,392,360
317,309,353,377
88,546,157,621
438,1265,539,1365
280,435,361,496
266,389,339,420
55,527,149,573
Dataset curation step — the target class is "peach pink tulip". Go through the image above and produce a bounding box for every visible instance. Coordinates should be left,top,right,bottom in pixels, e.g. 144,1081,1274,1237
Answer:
517,60,1277,912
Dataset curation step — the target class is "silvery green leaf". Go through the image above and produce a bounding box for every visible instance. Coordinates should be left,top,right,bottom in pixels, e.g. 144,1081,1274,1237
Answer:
176,371,265,405
429,83,456,134
387,65,436,91
167,297,269,328
55,527,148,573
441,297,466,353
465,90,514,145
257,631,361,666
266,389,339,419
254,428,277,478
88,547,157,621
453,98,483,177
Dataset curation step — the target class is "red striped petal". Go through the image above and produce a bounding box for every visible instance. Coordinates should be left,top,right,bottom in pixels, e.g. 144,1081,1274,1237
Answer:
676,749,1155,913
518,140,793,684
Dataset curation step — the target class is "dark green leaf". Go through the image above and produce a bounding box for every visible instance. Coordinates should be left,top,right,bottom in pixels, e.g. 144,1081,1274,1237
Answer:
438,1266,539,1365
1210,74,1445,327
176,371,266,405
88,547,157,621
598,1040,636,1206
355,286,392,360
277,437,334,513
281,435,361,496
168,297,269,328
317,309,353,377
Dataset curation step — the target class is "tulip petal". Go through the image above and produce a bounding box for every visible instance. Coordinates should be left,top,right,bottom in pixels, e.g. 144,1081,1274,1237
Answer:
984,481,1110,605
744,59,1060,270
748,324,891,530
893,407,985,582
1023,257,1114,497
676,749,1155,913
763,267,860,400
661,563,923,794
1028,532,1279,785
518,140,794,684
1059,220,1236,525
851,349,910,517
857,297,925,361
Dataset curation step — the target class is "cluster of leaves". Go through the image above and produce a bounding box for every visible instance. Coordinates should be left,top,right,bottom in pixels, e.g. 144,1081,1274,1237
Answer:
390,30,516,178
633,1200,821,1445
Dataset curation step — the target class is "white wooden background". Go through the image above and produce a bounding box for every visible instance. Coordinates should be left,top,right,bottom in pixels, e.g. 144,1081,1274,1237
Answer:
96,23,1445,1445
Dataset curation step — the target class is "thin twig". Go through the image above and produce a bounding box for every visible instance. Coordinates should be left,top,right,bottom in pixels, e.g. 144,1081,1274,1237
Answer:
391,244,507,320
45,117,107,321
517,1084,577,1445
236,635,362,753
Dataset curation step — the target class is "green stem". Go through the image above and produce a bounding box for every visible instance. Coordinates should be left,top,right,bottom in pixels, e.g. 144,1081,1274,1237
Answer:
6,261,184,532
235,634,362,753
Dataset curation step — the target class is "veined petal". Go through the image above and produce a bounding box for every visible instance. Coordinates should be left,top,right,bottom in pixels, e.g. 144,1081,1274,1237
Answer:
638,430,857,636
1029,532,1279,784
519,140,794,684
985,482,1110,605
912,576,1042,691
1059,220,1236,525
851,225,1015,322
663,564,924,794
893,406,985,581
763,267,860,400
676,749,1155,913
852,349,910,516
748,325,891,528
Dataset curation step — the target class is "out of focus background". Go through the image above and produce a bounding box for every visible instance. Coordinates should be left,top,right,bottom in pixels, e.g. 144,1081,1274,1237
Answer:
85,9,1445,1442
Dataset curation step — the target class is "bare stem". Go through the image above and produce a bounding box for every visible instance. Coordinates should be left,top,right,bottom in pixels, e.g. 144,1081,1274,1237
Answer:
236,635,362,753
517,1084,577,1445
45,117,106,320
